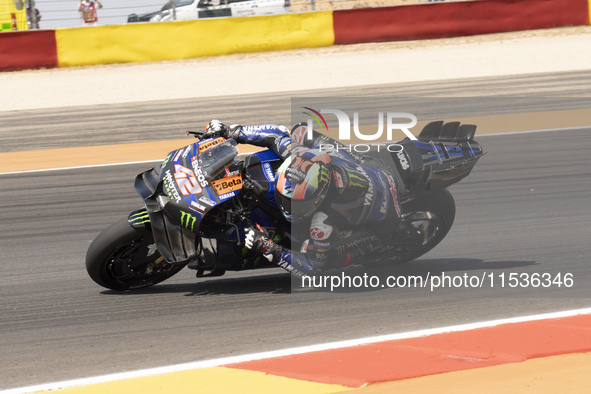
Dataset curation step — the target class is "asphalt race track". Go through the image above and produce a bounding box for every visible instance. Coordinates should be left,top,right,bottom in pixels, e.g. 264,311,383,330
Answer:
1,71,591,390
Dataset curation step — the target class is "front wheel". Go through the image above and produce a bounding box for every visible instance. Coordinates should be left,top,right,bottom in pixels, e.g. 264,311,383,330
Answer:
86,218,185,291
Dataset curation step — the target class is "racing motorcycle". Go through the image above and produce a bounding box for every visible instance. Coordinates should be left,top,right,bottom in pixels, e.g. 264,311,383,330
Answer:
86,121,483,290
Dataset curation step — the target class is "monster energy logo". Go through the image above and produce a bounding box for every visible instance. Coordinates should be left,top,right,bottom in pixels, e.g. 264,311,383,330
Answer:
162,152,173,167
319,166,330,183
348,168,368,188
180,211,197,232
129,211,150,225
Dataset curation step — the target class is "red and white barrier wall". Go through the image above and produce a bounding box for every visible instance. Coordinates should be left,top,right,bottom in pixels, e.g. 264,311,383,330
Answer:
1,0,590,72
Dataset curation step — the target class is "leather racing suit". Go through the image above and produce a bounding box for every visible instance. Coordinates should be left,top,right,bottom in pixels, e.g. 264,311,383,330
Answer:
227,123,403,276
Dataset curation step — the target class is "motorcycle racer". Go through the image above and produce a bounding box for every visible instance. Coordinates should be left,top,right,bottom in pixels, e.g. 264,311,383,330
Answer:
203,119,403,277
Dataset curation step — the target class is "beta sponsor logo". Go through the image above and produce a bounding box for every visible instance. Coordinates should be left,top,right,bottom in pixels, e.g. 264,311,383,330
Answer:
164,170,181,203
262,162,275,182
212,175,242,195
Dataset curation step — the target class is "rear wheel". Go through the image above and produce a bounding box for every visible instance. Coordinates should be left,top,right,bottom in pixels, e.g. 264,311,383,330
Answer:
389,188,456,264
86,218,185,291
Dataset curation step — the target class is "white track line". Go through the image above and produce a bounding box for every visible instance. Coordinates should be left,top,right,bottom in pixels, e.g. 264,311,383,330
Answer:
0,159,162,176
1,126,588,177
2,307,591,394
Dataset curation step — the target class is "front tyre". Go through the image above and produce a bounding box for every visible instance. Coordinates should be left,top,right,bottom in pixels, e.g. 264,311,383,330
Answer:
86,218,185,291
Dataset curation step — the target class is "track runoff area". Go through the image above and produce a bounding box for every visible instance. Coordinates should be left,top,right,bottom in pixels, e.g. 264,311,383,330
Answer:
2,112,591,392
3,308,591,393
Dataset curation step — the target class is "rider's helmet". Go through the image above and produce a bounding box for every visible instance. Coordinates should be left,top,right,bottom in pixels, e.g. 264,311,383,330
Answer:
275,149,332,222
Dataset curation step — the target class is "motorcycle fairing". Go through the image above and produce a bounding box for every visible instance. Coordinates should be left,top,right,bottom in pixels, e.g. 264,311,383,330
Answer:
364,121,484,200
128,208,151,229
134,138,242,264
419,120,477,142
405,121,485,195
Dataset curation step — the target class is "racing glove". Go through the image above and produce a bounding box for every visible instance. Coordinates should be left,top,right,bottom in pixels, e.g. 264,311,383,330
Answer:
203,119,242,140
244,224,282,264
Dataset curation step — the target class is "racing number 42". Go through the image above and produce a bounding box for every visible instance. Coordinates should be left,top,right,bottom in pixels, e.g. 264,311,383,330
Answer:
174,164,202,195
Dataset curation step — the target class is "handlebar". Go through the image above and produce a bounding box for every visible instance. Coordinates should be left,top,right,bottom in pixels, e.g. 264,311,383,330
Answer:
186,130,206,140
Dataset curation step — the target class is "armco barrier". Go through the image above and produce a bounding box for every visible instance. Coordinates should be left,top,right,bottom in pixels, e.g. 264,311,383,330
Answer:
0,30,57,71
0,0,590,72
333,0,590,45
55,12,334,68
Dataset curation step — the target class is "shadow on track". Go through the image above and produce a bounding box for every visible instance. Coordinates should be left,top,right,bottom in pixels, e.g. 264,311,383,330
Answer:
293,258,539,295
98,258,537,296
99,272,291,296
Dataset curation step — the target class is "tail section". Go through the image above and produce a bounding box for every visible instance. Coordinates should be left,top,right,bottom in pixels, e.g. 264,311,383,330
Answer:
395,121,484,199
419,121,477,142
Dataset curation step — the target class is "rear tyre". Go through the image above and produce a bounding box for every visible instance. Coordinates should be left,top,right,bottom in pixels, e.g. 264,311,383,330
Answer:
86,218,185,291
391,188,456,264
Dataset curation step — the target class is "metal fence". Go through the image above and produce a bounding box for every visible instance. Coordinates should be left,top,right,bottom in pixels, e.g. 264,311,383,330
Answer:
20,0,172,29
4,0,460,30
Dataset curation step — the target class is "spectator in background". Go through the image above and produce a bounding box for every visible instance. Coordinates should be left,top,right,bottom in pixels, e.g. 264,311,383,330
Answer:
78,0,102,26
26,0,41,29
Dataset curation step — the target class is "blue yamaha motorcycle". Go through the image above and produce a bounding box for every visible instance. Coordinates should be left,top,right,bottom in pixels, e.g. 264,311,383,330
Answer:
85,121,483,290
